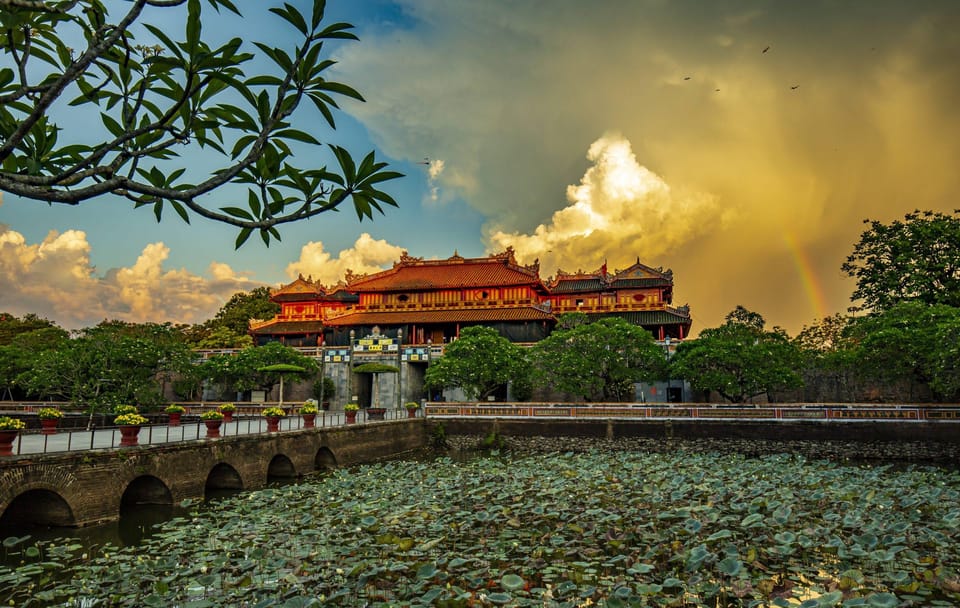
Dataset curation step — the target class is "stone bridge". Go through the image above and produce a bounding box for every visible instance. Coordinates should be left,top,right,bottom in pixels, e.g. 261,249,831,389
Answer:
0,419,427,527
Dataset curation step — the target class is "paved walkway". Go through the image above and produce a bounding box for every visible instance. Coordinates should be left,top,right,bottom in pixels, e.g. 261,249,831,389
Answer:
3,412,379,457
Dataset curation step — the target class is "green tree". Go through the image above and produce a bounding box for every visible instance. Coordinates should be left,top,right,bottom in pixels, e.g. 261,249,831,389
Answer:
199,342,317,399
0,324,69,399
794,313,861,402
19,321,194,411
670,307,803,403
842,210,960,312
0,312,60,345
845,301,960,401
0,0,401,247
530,316,666,402
186,286,277,347
424,326,529,401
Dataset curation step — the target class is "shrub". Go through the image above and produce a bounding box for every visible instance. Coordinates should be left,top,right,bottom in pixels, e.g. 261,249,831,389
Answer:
219,403,237,412
114,413,148,426
404,401,420,409
344,403,359,412
301,401,318,415
165,405,186,414
200,410,224,421
37,407,64,420
262,407,286,417
113,405,138,415
0,416,26,431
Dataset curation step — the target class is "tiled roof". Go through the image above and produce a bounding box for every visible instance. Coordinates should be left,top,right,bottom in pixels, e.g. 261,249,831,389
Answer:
587,310,692,326
550,278,606,293
250,320,325,335
608,277,671,289
324,306,554,326
348,251,542,292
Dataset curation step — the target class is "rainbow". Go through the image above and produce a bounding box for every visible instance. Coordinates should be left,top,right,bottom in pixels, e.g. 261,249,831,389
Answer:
783,232,829,322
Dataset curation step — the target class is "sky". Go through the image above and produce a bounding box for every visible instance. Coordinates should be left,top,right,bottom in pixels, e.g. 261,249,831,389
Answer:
1,0,959,336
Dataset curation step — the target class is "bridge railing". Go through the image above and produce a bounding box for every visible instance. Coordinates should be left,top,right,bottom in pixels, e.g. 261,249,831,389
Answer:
423,402,960,422
1,407,415,458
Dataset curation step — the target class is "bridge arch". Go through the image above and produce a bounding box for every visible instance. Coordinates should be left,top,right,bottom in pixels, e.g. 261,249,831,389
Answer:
267,454,297,481
205,462,244,495
0,488,75,527
315,446,338,469
120,475,172,511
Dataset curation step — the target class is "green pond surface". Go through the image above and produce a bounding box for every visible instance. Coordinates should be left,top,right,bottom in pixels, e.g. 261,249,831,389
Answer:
2,448,959,607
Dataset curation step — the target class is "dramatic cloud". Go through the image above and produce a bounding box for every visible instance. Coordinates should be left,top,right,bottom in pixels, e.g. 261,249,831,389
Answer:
285,233,405,286
0,226,256,328
338,0,960,333
489,133,727,277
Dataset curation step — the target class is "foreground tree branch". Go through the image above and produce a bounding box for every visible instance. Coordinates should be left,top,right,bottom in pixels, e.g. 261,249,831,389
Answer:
0,0,402,247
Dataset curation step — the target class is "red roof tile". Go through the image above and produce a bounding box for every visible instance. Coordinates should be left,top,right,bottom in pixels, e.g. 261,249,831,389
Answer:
348,250,544,292
324,306,554,326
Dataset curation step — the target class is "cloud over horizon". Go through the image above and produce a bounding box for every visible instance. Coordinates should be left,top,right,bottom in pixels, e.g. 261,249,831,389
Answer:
0,225,258,328
337,0,960,332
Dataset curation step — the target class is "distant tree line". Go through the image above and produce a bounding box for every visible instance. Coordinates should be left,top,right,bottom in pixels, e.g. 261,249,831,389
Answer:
427,209,960,403
5,209,960,406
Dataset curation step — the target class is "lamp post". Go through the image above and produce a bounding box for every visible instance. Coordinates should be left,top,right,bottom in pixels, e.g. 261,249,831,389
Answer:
397,328,403,410
349,329,355,406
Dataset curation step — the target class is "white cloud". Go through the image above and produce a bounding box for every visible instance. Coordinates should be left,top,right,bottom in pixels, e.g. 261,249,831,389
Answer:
0,225,257,328
488,133,727,276
285,233,405,286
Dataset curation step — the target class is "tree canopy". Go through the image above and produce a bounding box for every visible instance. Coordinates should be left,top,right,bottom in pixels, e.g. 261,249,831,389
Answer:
670,308,803,403
0,0,402,247
530,316,666,402
842,209,960,312
200,341,317,398
18,321,194,411
423,326,529,401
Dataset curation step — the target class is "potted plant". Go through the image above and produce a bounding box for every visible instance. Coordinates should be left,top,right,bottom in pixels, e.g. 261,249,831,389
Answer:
0,416,26,457
113,412,149,447
37,407,64,434
262,406,286,432
219,403,236,422
164,404,186,426
404,401,420,419
343,402,359,424
200,410,224,438
114,404,138,415
301,399,319,429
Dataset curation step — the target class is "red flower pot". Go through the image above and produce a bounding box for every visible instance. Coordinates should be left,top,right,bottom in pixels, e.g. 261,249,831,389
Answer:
266,416,282,432
345,411,357,424
119,425,141,447
0,430,18,457
303,413,316,429
407,408,418,419
168,412,182,426
40,418,60,435
204,419,222,438
222,411,234,423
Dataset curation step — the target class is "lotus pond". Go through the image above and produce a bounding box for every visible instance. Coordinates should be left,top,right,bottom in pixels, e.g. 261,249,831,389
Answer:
2,449,959,607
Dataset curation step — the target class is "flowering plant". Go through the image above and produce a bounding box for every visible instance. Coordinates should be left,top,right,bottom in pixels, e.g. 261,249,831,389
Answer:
404,402,420,410
114,413,148,426
0,416,26,431
114,404,138,415
300,402,318,415
200,410,224,421
37,407,64,419
165,404,186,414
262,407,286,417
343,403,360,412
219,403,236,412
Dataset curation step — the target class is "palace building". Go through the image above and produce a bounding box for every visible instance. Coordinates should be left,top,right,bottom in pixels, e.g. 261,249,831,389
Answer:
249,248,692,347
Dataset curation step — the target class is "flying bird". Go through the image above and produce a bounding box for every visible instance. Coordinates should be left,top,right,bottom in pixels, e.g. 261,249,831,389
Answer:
790,85,799,90
683,76,691,80
417,157,430,165
762,46,770,53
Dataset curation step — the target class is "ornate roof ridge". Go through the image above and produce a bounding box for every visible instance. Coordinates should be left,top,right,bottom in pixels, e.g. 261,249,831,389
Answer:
346,248,540,287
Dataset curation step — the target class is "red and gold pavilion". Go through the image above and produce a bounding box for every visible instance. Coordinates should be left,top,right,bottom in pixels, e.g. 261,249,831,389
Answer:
249,249,692,347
